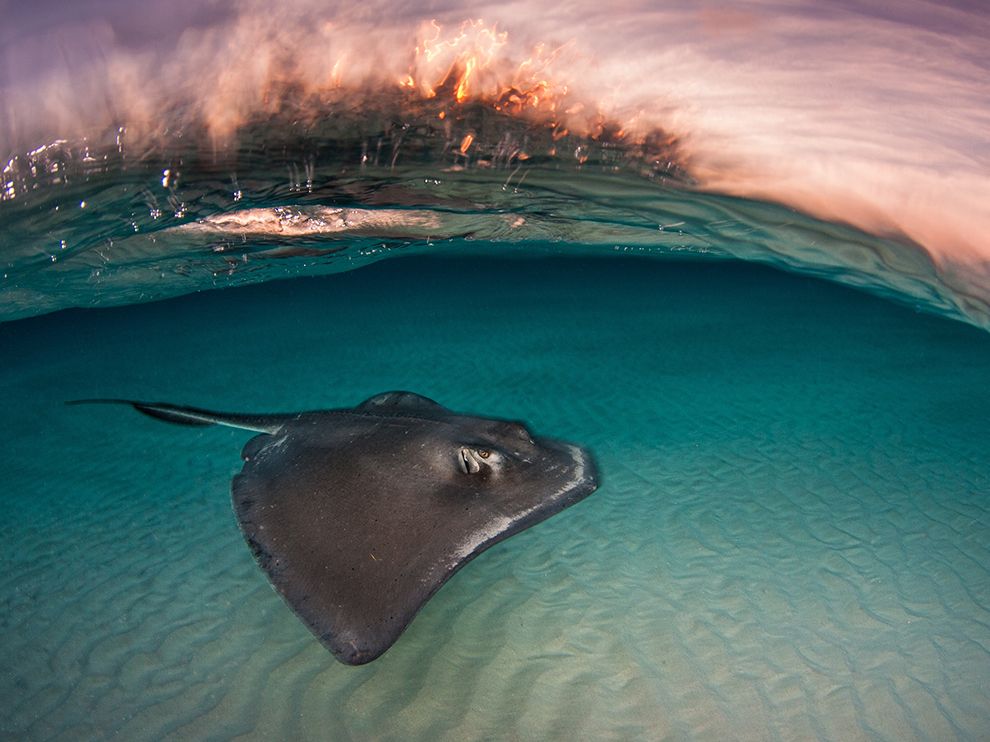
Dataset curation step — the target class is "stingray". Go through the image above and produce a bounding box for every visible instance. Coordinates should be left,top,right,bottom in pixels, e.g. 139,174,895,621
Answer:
71,392,599,664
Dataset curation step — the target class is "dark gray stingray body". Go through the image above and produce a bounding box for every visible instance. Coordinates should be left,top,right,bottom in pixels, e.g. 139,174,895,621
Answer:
72,392,598,664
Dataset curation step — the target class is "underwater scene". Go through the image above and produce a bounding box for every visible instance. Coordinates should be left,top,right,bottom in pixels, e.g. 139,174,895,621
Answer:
2,1,989,740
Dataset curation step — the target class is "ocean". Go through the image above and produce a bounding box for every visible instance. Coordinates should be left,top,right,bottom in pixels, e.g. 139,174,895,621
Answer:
2,1,989,740
3,256,989,739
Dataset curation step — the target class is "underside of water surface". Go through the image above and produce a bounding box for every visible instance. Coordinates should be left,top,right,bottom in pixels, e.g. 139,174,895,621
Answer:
2,106,987,329
2,255,989,740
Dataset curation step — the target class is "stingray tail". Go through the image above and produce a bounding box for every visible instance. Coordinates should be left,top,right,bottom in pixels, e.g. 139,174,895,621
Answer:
66,399,286,433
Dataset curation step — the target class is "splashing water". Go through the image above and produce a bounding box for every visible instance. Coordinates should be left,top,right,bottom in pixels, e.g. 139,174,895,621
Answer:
1,0,988,326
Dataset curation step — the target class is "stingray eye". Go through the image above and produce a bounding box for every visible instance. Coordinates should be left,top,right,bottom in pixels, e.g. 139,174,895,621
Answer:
478,449,491,459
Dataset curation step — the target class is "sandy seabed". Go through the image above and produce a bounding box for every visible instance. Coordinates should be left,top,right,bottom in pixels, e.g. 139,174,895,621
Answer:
2,257,988,740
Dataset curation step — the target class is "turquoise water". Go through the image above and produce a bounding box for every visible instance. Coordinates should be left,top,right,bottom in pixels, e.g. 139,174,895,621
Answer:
2,256,989,739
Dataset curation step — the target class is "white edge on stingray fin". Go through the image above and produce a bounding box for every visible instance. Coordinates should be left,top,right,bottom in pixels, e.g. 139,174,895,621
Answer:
66,399,286,434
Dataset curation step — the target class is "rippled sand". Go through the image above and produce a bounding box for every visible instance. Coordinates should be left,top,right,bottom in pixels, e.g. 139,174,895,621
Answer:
2,257,988,740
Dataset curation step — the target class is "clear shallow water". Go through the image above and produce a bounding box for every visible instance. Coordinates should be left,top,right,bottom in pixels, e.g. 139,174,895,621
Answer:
2,256,989,740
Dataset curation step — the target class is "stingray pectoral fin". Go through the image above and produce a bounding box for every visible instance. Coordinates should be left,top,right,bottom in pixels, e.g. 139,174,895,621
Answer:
66,399,288,434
